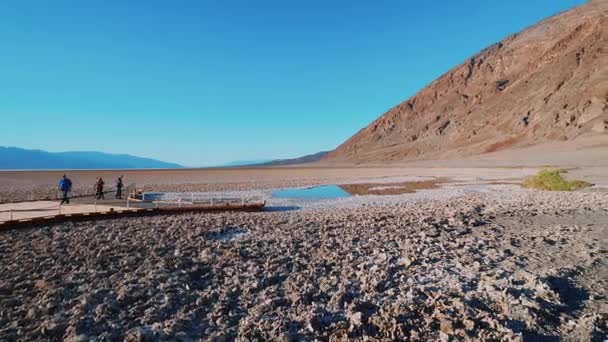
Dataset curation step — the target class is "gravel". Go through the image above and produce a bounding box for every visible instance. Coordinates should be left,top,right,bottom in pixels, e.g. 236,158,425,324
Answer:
0,186,606,340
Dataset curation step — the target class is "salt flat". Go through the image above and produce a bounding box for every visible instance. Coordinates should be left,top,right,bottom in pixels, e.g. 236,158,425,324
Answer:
0,165,606,340
0,165,552,203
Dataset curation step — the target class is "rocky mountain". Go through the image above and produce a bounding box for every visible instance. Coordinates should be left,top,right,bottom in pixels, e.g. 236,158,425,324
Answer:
0,147,183,170
325,0,607,163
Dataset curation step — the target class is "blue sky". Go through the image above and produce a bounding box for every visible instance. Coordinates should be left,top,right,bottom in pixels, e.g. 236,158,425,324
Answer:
1,0,586,166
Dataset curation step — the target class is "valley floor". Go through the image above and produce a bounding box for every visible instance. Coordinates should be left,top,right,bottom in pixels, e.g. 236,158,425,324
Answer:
0,166,606,340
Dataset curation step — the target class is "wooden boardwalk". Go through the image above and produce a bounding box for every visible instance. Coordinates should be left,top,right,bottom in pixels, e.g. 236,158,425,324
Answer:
0,197,265,231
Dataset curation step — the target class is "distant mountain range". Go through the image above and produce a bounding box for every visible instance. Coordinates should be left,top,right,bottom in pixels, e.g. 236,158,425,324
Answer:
223,151,329,167
0,147,183,170
256,151,329,166
221,159,275,167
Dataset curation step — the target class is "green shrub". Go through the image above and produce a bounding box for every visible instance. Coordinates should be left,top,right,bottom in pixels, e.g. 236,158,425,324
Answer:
523,169,592,191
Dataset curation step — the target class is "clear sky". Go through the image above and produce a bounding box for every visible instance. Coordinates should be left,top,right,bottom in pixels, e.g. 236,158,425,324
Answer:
1,0,586,166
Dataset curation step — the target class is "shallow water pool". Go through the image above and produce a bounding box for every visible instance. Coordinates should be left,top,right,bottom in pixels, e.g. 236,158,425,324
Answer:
272,185,351,199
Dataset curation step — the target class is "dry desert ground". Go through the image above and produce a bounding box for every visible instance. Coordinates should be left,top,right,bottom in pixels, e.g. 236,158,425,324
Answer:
0,156,607,341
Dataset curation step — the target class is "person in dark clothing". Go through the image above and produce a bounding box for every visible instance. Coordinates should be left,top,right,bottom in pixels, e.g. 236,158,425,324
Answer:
58,174,73,205
95,177,105,200
115,175,124,199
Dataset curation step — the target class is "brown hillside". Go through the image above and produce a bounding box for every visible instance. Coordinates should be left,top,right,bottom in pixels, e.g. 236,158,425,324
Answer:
325,1,608,163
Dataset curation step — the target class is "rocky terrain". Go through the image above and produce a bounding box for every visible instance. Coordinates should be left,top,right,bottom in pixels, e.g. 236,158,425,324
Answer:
326,0,608,163
0,187,606,341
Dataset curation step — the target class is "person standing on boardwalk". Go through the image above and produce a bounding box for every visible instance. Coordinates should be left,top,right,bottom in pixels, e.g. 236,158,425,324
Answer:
58,174,73,205
95,177,105,200
115,175,124,199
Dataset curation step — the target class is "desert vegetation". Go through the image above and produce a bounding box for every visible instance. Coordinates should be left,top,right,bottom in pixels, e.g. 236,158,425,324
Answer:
523,169,592,191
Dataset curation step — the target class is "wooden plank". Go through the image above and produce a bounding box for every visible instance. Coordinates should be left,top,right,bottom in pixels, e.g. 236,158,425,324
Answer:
0,200,266,232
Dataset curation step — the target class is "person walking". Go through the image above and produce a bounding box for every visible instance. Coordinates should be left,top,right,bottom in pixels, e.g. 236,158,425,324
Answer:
58,174,73,205
115,175,124,199
95,177,105,200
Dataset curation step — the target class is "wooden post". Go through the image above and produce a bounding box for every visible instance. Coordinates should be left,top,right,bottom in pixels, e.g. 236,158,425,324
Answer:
126,198,130,208
9,209,13,221
94,200,97,213
155,200,159,208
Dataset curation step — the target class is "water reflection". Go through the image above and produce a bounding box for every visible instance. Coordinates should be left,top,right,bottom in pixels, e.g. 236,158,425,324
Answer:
272,185,351,199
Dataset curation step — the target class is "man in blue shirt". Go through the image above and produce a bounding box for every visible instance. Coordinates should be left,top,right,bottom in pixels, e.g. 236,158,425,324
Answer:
58,174,73,205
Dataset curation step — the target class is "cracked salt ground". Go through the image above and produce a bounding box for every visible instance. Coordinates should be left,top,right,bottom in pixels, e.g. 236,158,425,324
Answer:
0,189,606,340
205,227,248,241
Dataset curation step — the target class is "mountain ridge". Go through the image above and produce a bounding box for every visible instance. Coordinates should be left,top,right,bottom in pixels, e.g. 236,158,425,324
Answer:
325,1,607,163
221,151,329,168
222,159,275,167
255,151,329,166
0,147,183,170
